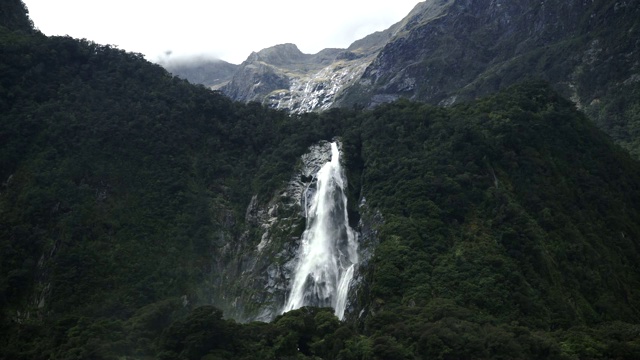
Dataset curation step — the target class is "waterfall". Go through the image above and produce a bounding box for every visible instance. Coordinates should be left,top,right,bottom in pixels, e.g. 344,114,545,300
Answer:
283,142,358,320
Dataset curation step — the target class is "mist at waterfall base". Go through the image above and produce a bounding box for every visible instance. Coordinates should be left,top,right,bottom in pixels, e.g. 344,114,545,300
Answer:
283,142,358,320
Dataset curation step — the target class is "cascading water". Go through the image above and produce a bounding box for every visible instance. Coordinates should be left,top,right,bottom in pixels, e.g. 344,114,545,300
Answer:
283,142,358,320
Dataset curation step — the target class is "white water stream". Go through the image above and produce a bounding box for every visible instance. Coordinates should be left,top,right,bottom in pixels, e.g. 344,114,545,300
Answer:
283,142,358,319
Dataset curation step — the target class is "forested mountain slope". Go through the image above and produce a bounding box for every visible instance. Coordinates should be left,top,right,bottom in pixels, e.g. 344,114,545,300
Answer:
0,17,329,358
2,1,640,359
0,0,33,34
193,0,640,160
344,83,640,359
337,0,640,158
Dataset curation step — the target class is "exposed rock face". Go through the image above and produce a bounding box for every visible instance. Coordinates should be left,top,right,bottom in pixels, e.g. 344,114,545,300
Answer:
338,0,640,155
178,0,639,156
264,59,372,114
339,0,624,106
220,44,381,114
209,140,367,322
342,197,383,321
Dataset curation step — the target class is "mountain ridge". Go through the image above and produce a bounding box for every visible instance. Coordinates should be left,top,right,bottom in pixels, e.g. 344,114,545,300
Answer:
172,0,640,157
162,57,238,89
3,1,640,359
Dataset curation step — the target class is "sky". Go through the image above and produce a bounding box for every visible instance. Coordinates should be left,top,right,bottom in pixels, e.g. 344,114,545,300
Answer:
23,0,421,65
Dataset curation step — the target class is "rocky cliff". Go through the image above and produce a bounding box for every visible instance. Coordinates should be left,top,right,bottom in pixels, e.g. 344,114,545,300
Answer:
176,0,640,157
337,0,640,157
208,140,372,322
219,44,379,114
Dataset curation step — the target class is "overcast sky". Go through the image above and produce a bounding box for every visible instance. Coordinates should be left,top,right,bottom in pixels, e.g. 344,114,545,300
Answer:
23,0,421,64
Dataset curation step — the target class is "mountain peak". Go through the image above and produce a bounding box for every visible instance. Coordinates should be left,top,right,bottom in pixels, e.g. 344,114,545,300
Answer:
248,43,307,66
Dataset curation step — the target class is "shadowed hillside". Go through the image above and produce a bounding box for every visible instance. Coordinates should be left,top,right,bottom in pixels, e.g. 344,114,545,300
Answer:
2,2,640,359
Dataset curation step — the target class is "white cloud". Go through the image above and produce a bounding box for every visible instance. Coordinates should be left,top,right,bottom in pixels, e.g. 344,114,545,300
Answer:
23,0,421,64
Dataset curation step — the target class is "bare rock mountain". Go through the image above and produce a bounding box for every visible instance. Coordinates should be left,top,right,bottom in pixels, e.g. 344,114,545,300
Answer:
172,0,640,156
220,43,378,114
216,1,454,114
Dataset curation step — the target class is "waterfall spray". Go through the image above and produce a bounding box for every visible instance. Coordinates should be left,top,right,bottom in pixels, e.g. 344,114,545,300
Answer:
283,142,358,319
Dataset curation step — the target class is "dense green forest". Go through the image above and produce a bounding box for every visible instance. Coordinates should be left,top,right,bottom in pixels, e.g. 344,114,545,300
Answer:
2,2,640,359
